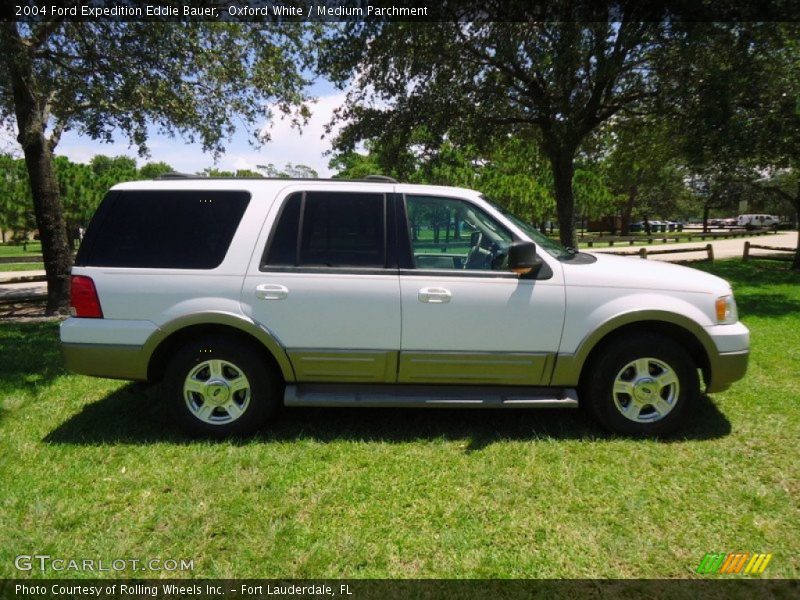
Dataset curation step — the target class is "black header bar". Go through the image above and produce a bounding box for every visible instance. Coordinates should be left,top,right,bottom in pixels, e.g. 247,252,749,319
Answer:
5,0,800,23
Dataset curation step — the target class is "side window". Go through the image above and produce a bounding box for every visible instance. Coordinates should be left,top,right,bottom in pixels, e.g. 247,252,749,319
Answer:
263,193,301,266
405,195,513,271
75,190,250,269
263,191,386,268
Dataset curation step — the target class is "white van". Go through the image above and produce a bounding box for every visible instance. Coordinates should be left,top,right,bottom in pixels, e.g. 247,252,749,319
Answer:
737,214,779,229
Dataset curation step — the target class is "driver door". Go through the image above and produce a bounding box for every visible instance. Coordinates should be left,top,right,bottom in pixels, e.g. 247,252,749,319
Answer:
398,194,565,385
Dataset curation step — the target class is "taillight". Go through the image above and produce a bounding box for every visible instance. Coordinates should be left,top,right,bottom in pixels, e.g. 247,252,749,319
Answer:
70,275,103,318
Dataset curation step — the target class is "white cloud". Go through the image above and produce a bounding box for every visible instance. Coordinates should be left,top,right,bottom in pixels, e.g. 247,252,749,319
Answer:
36,92,347,177
55,133,149,166
0,123,21,156
252,92,346,176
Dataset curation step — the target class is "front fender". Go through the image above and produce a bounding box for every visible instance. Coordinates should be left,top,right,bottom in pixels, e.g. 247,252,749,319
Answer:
551,291,718,387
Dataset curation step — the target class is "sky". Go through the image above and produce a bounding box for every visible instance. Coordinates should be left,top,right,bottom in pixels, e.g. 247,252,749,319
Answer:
3,79,346,177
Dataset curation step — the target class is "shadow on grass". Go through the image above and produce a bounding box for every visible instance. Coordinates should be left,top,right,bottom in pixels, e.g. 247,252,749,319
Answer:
735,292,800,317
0,321,64,392
691,258,800,287
44,383,731,449
689,259,800,318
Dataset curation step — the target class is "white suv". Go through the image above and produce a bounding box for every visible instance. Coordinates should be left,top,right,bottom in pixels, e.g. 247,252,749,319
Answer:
60,177,749,437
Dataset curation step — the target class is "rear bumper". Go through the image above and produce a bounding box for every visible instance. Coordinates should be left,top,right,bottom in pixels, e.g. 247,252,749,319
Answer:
60,317,156,380
61,342,149,381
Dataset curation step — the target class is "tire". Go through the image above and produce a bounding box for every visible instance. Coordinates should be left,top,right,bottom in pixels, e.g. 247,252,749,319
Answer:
163,335,281,438
581,333,699,437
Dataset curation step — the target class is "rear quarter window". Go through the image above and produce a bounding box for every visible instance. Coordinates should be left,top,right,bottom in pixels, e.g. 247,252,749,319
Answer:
75,190,250,269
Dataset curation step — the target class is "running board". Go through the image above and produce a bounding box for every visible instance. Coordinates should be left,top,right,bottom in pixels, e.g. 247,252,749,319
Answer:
284,384,579,408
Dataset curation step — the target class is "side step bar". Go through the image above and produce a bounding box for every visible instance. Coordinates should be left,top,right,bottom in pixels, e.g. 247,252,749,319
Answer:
284,384,579,409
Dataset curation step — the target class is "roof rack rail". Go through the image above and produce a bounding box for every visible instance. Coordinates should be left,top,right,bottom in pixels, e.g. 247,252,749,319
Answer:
146,173,401,183
363,174,398,183
157,171,195,179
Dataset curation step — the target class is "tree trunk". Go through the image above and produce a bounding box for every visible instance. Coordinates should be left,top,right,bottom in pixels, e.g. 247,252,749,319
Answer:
20,131,73,313
549,150,577,248
702,203,710,233
620,185,638,236
2,23,73,314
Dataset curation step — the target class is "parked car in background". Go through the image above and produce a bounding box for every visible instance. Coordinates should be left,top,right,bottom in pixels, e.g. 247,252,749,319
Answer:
737,214,780,229
664,221,685,232
617,220,683,234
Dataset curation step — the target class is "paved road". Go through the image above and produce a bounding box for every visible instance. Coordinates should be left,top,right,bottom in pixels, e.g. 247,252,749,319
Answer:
0,279,48,301
1,232,796,301
0,269,46,284
0,269,47,302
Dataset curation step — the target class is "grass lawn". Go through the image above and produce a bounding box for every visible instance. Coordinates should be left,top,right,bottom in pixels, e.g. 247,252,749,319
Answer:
0,242,42,257
0,260,797,579
0,262,45,272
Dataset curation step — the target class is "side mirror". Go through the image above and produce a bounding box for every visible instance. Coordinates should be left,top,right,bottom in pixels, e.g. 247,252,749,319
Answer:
508,241,539,276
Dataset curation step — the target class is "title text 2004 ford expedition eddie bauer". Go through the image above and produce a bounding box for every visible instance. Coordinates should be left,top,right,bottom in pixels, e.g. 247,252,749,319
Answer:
60,177,749,437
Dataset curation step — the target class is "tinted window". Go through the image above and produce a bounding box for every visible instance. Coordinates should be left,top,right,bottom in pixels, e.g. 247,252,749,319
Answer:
262,191,387,269
263,193,301,266
300,192,385,267
76,190,249,269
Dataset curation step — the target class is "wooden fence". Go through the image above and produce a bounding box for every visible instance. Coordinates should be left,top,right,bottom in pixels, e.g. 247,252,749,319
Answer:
742,241,795,262
581,229,772,248
605,244,715,261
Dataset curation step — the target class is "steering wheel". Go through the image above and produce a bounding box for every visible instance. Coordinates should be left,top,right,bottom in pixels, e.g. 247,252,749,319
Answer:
464,232,484,269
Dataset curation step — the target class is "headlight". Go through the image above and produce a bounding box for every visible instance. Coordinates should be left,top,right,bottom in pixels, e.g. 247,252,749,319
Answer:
715,294,738,324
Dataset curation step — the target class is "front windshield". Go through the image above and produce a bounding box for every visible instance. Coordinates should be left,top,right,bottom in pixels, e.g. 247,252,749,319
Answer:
480,196,568,258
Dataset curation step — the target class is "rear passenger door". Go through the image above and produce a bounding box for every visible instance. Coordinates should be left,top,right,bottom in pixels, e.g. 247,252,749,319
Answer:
242,187,401,383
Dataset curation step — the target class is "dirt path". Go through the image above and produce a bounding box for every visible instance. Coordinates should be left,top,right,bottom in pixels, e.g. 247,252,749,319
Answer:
589,231,797,262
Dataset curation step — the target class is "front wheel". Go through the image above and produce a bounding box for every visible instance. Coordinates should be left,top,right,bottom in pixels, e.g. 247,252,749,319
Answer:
163,336,280,438
581,333,699,437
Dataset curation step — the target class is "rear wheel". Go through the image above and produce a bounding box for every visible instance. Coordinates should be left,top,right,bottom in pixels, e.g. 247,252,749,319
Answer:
581,333,699,437
164,336,280,438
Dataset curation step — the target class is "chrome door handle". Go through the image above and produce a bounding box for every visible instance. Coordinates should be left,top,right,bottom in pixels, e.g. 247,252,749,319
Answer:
418,287,452,304
256,284,288,300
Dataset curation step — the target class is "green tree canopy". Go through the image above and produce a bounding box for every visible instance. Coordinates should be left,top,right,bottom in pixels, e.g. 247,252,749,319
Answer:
1,20,314,312
659,22,800,267
318,10,668,248
0,153,34,241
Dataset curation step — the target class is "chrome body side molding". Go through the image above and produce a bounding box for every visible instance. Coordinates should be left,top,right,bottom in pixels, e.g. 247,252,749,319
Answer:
284,384,579,409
